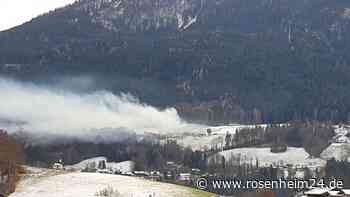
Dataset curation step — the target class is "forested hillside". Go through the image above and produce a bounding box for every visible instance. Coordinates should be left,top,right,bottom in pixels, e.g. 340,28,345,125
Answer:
2,0,350,123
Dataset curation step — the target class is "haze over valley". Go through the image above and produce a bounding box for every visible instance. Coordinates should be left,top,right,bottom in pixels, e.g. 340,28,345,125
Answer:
2,1,350,197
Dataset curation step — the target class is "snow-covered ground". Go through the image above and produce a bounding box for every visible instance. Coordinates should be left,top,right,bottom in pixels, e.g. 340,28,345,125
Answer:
320,125,350,161
11,171,214,197
15,166,66,191
175,123,289,150
68,156,108,171
332,126,350,143
214,147,326,168
67,157,135,174
320,143,350,161
175,124,267,151
177,135,224,151
207,124,271,135
107,161,135,174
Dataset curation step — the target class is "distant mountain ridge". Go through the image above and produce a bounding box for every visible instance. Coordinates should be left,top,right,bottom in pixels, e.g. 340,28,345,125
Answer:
2,0,350,124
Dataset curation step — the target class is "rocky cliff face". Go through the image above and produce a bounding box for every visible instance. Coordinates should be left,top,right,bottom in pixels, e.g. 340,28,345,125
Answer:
2,0,350,124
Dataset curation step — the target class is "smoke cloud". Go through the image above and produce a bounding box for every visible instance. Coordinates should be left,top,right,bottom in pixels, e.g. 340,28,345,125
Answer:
0,77,203,142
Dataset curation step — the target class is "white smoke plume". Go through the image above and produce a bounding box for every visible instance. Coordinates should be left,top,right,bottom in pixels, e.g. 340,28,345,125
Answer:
0,77,203,142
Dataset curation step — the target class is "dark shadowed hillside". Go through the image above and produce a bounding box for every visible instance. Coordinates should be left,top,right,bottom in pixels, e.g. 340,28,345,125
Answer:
2,0,350,124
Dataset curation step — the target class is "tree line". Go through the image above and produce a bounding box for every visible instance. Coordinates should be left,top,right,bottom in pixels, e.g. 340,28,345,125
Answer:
0,130,24,196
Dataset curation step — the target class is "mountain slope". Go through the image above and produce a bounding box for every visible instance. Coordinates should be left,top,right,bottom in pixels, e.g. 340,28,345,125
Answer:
2,0,350,123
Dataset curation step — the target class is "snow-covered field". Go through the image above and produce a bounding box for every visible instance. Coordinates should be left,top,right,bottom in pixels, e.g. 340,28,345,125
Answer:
107,161,135,174
176,123,289,151
207,124,269,135
68,156,108,171
177,135,224,151
67,157,135,174
11,171,214,197
215,147,326,168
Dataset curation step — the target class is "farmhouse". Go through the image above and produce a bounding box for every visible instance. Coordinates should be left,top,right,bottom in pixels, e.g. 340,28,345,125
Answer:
52,162,64,170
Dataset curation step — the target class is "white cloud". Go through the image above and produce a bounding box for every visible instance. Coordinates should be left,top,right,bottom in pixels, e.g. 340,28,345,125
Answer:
0,0,76,31
0,77,203,142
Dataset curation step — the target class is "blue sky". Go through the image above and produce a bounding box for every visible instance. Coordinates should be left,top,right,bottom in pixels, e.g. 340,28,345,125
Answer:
0,0,76,31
